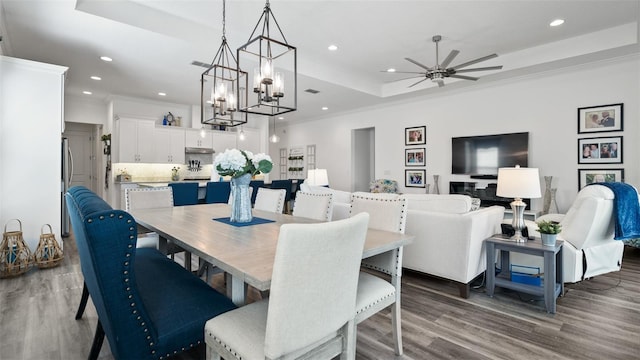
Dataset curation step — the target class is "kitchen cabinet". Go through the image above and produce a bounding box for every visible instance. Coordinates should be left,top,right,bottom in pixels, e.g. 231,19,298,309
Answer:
185,129,213,149
116,118,155,163
154,127,185,164
211,131,237,154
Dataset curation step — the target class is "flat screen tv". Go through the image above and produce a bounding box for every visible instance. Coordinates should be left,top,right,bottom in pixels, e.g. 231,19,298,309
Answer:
451,132,529,179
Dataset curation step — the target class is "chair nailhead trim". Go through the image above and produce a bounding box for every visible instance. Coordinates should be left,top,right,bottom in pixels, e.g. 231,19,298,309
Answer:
356,291,395,315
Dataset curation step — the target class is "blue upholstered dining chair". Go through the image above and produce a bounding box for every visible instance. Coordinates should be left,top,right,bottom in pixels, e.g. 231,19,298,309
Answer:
205,181,231,204
66,186,236,360
205,213,370,360
168,182,199,206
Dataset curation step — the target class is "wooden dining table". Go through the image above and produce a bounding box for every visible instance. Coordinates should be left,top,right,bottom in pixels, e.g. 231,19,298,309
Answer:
129,203,414,305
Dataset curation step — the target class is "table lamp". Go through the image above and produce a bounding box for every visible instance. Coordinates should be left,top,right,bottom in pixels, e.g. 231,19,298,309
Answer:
307,169,329,187
496,165,541,242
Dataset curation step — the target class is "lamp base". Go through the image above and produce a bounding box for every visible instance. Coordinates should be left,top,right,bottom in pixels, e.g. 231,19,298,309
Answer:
509,198,528,243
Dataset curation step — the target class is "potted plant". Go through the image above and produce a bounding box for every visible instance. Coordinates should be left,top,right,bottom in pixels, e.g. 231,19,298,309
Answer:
536,220,562,246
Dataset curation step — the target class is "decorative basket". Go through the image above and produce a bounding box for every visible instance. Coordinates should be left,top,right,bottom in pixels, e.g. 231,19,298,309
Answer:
1,219,34,278
35,224,64,269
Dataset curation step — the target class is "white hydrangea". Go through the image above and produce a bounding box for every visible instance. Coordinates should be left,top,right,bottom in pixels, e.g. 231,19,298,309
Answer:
252,153,273,168
214,148,247,172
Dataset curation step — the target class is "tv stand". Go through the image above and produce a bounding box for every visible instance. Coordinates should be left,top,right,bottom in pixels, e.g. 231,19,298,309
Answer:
449,181,530,209
470,174,498,180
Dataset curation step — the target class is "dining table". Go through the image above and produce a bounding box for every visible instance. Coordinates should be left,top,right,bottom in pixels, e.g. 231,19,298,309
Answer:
129,203,414,305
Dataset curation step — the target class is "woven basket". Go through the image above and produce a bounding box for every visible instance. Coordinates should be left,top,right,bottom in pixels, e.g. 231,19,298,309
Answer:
1,219,34,278
35,224,64,269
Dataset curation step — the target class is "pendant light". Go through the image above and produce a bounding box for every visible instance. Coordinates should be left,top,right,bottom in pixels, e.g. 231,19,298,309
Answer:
238,0,297,117
269,117,280,143
201,0,248,127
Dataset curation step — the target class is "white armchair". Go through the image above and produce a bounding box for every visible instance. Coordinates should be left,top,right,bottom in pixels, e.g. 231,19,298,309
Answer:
513,184,624,282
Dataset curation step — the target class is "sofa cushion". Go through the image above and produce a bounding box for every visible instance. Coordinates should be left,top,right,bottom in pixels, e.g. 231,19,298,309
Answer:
400,194,472,214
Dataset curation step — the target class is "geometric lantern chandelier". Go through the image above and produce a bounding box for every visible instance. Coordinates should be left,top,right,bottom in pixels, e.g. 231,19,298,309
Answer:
201,0,248,127
237,0,297,117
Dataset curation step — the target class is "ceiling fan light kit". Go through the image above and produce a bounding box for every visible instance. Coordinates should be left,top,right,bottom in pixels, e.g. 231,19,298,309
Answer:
387,34,503,88
201,0,248,128
237,0,297,117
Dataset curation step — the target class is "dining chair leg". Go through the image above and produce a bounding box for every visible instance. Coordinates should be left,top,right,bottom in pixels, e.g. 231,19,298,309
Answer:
88,320,105,360
206,343,222,360
75,282,90,320
391,300,403,356
340,320,356,360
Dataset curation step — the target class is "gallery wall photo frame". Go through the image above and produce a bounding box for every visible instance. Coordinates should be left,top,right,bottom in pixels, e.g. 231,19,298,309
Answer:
578,168,624,190
405,169,426,188
405,126,426,145
578,136,623,164
577,103,623,134
405,148,425,166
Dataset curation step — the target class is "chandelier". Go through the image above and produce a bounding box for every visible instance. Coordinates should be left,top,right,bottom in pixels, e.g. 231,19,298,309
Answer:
201,0,248,127
237,0,297,116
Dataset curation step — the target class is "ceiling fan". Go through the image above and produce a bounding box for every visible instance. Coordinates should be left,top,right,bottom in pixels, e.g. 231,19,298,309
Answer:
386,35,503,88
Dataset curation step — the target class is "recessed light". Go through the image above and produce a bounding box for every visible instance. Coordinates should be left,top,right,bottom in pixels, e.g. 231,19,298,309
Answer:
90,76,101,81
82,91,92,95
100,56,113,62
328,44,338,51
158,92,167,96
387,68,396,73
278,116,284,120
549,19,565,27
321,107,328,111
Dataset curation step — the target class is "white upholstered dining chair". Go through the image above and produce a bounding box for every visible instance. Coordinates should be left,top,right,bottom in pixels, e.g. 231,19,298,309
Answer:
349,191,408,356
125,186,192,269
205,213,370,360
254,188,287,213
292,191,334,222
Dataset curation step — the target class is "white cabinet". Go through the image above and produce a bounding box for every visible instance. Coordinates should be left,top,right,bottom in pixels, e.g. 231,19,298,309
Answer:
212,131,237,154
185,129,213,149
155,127,185,164
117,118,155,163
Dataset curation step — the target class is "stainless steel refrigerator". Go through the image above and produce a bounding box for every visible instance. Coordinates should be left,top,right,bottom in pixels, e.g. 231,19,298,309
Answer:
61,137,74,237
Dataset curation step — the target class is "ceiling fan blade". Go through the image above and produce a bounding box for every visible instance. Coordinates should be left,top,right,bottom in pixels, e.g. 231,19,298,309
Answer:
395,75,425,82
450,53,498,70
404,57,432,71
439,50,460,69
436,79,445,88
379,70,427,75
408,78,429,88
449,74,479,81
454,65,503,73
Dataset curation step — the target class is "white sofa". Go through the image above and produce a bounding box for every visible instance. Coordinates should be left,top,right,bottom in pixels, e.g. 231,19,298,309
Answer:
400,194,505,298
298,185,505,297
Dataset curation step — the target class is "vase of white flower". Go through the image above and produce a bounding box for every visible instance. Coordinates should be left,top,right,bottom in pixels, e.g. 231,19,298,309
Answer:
214,149,273,223
230,173,253,222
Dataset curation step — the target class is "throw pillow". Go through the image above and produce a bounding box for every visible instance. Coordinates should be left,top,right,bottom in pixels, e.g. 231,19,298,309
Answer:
470,198,481,211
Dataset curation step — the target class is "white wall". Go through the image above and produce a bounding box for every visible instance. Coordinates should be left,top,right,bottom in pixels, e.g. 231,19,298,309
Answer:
1,56,67,248
272,56,639,213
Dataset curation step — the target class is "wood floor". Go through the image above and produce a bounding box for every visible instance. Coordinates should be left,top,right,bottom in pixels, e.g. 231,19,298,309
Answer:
1,235,639,360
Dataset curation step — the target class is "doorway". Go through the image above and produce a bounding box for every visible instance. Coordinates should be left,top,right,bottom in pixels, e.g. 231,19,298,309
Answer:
351,127,375,192
63,122,98,192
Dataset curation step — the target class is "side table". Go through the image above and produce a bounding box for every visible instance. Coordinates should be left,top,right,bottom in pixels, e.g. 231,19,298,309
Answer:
485,234,564,313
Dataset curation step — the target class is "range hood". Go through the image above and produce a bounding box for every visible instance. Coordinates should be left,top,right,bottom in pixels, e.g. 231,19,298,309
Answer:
185,147,215,154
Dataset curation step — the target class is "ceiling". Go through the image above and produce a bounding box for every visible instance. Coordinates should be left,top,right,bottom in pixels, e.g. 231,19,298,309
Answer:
1,0,639,124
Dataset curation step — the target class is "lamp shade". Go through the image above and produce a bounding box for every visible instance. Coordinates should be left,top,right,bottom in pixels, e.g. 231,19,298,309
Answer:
496,166,542,199
307,169,329,187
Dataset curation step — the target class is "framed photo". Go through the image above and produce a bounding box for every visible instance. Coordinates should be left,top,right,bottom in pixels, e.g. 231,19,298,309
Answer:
578,169,624,189
405,126,426,145
405,148,425,166
578,136,623,164
577,103,623,133
405,169,426,188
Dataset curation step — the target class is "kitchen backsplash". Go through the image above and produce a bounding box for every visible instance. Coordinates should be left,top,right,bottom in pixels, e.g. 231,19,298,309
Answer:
114,163,214,182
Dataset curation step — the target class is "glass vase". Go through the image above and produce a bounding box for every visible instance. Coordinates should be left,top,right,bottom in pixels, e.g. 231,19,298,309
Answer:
230,173,253,223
